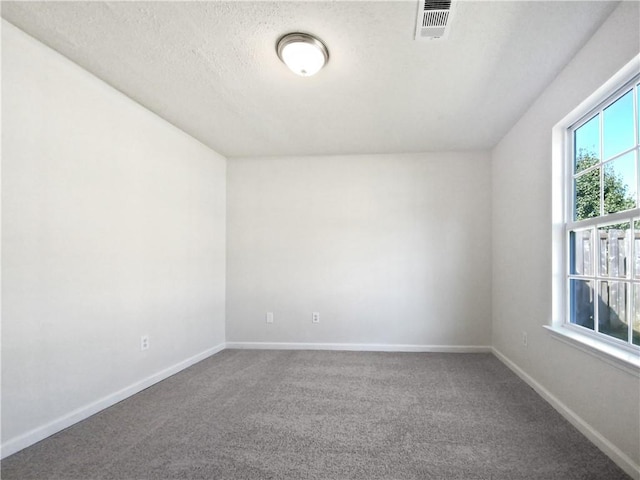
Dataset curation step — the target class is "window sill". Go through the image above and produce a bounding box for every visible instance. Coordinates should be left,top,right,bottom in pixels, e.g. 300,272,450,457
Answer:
543,325,640,377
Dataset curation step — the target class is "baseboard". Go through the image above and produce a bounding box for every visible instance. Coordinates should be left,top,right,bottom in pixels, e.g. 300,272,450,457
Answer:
226,341,491,353
0,342,226,460
492,347,640,480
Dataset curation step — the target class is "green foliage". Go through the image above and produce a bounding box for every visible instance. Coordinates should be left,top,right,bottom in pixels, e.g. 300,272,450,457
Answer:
574,150,635,221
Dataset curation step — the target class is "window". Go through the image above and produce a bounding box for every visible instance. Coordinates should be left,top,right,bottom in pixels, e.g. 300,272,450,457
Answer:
566,73,640,352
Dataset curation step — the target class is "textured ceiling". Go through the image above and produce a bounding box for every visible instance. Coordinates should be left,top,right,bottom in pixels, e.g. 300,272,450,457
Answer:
1,1,619,158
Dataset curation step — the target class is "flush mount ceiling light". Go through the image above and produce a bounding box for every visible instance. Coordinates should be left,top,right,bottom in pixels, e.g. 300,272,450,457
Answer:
276,32,329,77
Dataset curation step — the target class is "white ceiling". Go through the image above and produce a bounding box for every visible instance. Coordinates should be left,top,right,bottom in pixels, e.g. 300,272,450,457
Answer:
1,1,618,158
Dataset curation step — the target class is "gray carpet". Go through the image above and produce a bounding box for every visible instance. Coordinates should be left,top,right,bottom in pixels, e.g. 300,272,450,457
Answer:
0,350,631,480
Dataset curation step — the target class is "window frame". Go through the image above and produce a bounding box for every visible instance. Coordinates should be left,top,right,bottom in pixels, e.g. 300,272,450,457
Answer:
564,74,640,354
551,55,640,373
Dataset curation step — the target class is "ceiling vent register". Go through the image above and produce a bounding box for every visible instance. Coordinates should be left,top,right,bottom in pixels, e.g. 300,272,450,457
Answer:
415,0,456,40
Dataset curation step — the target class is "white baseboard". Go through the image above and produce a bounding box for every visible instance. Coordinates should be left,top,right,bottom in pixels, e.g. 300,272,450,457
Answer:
492,347,640,480
0,343,226,460
226,341,491,353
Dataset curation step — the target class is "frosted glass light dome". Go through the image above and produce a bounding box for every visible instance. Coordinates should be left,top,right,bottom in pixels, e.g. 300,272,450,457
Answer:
277,33,329,77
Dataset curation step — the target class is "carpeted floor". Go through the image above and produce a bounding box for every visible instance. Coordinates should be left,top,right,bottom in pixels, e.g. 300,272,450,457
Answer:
0,350,632,479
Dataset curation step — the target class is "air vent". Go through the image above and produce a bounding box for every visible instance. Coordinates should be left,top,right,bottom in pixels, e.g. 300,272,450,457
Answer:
415,0,456,40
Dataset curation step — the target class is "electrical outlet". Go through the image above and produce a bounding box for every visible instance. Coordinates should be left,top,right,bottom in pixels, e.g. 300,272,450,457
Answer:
522,331,528,347
266,312,274,324
312,312,320,324
141,335,149,351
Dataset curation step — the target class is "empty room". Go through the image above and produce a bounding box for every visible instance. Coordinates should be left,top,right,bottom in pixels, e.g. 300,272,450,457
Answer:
1,1,639,479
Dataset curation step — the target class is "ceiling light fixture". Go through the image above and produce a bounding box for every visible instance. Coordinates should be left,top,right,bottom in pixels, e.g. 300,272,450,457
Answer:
276,32,329,77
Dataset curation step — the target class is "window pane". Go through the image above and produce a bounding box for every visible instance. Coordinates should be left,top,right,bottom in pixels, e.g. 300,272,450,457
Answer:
603,152,636,214
634,284,640,346
570,230,593,275
574,114,599,173
603,90,634,160
574,167,600,221
598,281,629,342
598,223,630,277
570,279,594,330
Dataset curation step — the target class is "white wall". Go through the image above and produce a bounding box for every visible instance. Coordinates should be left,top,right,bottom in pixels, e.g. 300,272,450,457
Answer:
491,2,640,476
1,21,226,455
227,152,492,348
